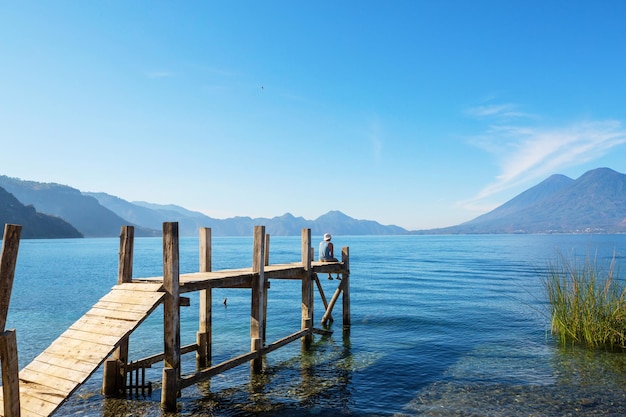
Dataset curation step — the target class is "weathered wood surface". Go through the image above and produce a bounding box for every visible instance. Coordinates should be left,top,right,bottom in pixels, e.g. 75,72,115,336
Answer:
161,222,181,411
138,261,346,293
0,224,22,333
0,283,164,417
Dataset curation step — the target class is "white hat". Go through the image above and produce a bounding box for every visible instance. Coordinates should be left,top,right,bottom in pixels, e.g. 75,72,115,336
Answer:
324,233,332,241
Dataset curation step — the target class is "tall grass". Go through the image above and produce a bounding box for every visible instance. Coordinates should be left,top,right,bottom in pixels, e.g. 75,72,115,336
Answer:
544,251,626,350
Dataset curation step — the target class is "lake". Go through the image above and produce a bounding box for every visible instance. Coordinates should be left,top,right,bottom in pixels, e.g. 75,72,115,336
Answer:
5,233,626,416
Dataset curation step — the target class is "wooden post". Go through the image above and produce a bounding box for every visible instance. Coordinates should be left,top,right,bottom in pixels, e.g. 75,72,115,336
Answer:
341,247,351,329
197,227,212,367
262,234,270,342
161,222,181,411
0,330,20,417
0,224,21,332
103,226,134,396
0,224,22,417
301,228,313,347
250,226,266,373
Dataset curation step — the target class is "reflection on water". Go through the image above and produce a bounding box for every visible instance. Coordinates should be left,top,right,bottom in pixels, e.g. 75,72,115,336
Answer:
9,235,626,416
188,332,356,416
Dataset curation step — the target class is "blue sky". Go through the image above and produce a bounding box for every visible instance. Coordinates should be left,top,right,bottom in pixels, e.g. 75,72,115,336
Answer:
2,1,626,230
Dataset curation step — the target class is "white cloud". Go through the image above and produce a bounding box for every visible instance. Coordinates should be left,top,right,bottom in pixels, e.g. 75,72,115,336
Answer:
464,117,626,209
465,103,535,120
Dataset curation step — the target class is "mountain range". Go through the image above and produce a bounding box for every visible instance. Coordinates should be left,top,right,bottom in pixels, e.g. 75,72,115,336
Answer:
0,175,407,238
0,186,82,238
415,167,626,234
1,167,626,238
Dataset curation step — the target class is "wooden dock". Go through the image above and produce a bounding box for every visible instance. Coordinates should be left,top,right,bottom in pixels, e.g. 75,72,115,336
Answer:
0,283,164,417
0,223,350,416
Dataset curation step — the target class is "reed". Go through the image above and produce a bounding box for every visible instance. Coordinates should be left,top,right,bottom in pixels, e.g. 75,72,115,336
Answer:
544,251,626,350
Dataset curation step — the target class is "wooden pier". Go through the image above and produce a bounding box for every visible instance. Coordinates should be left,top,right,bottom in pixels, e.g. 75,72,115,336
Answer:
0,223,350,416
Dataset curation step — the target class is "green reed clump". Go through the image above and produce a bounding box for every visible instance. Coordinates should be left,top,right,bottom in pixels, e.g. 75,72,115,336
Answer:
545,252,626,350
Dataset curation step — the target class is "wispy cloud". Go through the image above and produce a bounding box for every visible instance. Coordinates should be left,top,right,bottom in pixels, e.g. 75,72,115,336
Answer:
463,103,626,210
465,102,536,120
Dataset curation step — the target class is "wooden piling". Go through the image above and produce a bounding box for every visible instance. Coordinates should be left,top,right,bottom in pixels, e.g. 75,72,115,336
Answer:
264,234,270,266
197,227,212,367
342,247,351,329
250,226,266,373
161,222,181,411
263,234,270,342
0,224,21,333
301,228,313,346
0,224,22,417
103,225,135,396
0,330,20,417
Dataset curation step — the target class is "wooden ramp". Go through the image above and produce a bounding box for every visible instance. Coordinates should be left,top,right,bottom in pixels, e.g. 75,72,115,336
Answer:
0,282,164,417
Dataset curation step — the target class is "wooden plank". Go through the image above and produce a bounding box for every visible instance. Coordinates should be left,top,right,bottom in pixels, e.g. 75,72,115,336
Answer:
180,275,255,293
179,350,259,389
40,338,113,364
41,335,106,353
57,328,122,347
84,307,147,322
132,343,198,368
19,368,79,395
311,263,346,274
68,317,132,338
95,300,160,314
99,289,164,306
30,351,97,375
112,282,164,292
25,359,90,385
9,383,58,417
264,329,309,354
264,265,306,279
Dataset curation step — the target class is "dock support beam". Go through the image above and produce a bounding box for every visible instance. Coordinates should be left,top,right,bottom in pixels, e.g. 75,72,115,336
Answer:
197,227,212,367
321,246,351,328
250,226,266,373
301,228,313,347
161,222,181,412
103,225,134,396
0,224,22,417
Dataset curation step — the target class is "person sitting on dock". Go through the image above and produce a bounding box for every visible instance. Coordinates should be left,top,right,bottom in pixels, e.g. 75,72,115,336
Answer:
319,233,341,281
319,233,338,262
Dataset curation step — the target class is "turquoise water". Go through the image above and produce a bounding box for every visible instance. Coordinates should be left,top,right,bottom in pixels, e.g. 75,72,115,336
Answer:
5,234,626,416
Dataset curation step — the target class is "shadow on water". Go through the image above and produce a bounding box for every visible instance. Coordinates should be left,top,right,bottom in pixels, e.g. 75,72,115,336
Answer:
185,330,380,417
87,324,474,417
